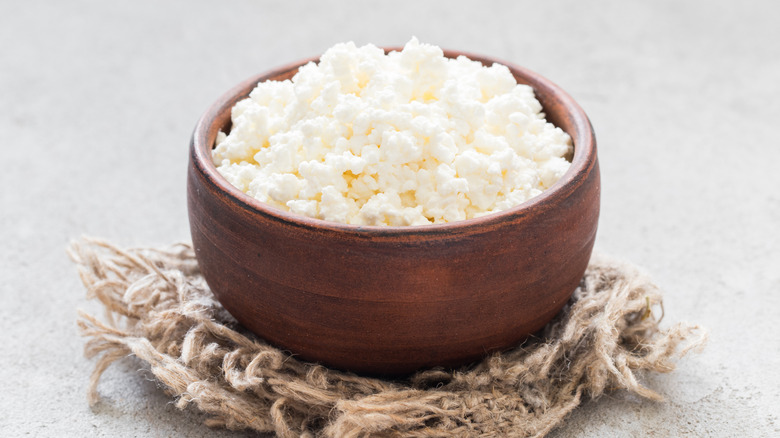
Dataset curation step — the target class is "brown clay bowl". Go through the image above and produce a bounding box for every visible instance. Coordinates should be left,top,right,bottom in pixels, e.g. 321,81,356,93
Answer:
187,49,600,375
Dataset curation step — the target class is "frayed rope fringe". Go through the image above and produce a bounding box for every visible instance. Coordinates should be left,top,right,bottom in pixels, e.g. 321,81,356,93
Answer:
70,237,706,437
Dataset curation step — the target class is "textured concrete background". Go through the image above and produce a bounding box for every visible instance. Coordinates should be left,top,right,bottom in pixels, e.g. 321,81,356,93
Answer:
2,0,779,436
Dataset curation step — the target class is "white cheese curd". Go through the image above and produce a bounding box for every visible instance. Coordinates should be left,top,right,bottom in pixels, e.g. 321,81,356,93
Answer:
213,37,572,226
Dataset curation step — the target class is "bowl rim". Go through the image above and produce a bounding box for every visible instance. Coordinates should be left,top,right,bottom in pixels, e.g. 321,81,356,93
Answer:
190,47,597,237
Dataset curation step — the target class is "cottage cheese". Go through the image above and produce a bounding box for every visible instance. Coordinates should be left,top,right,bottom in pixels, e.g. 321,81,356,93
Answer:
213,38,572,226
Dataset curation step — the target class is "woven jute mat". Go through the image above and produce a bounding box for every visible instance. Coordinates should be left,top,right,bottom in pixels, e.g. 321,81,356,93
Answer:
70,237,706,437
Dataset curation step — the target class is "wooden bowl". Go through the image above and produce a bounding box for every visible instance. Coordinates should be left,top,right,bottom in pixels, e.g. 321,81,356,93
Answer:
187,49,600,375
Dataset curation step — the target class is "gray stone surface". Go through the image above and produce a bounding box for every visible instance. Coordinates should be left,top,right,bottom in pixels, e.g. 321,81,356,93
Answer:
2,0,778,436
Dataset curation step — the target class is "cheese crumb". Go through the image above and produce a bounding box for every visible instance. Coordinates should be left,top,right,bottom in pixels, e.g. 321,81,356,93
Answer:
213,38,572,226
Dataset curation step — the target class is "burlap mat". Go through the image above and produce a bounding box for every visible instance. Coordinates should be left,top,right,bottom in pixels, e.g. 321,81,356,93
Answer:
70,237,706,437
